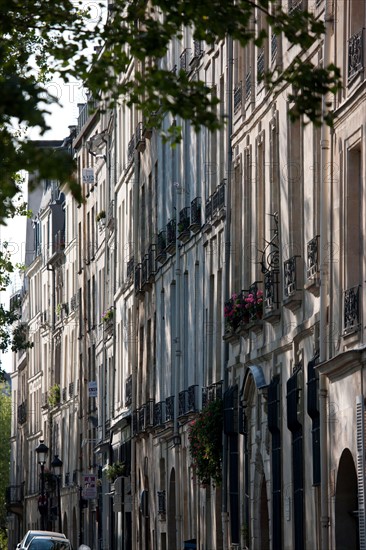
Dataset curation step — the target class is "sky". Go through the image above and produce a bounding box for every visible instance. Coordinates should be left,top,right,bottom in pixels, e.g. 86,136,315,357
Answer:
0,80,86,373
0,1,106,372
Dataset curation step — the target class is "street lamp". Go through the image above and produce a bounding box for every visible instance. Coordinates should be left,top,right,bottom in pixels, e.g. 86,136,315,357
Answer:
51,454,63,533
35,440,49,529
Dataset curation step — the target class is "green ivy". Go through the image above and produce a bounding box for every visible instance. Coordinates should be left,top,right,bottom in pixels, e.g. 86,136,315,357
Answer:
188,398,223,485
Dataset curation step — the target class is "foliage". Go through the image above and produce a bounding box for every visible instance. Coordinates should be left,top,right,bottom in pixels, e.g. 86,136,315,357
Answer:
105,461,126,482
244,289,264,317
0,528,7,550
48,384,61,407
96,210,106,222
78,0,342,143
0,0,342,222
11,323,33,353
0,386,11,531
101,307,114,323
224,292,247,331
188,398,223,485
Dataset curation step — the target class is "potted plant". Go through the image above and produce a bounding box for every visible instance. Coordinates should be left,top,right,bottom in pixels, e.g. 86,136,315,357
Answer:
101,307,114,324
105,461,126,482
244,289,264,319
188,398,223,486
224,291,248,332
48,384,61,407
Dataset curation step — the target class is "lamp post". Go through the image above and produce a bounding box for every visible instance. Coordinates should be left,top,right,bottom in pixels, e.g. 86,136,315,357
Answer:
35,440,49,530
51,454,63,533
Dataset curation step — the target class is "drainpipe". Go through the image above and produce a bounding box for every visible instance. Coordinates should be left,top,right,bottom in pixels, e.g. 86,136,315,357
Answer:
222,34,233,550
319,0,333,547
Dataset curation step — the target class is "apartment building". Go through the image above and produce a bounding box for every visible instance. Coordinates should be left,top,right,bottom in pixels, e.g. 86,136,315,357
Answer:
7,0,366,549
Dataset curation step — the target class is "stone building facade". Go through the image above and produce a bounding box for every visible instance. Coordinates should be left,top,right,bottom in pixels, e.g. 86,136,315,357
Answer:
6,1,366,549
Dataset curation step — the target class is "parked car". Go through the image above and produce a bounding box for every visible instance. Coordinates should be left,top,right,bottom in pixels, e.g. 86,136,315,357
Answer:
17,531,66,549
25,537,72,550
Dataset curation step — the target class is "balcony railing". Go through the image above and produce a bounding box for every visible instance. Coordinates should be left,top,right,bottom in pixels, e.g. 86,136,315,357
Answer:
205,196,212,223
271,34,278,63
202,381,223,409
257,48,265,82
180,48,190,72
234,82,242,113
307,236,320,278
127,135,135,166
190,197,202,232
157,490,166,515
147,244,156,281
135,121,146,152
134,263,143,295
178,385,198,416
153,401,166,426
166,219,176,253
284,256,299,298
156,230,167,263
178,207,190,242
165,395,174,422
6,484,24,508
344,286,360,333
245,71,252,100
193,39,203,59
125,375,132,406
348,29,364,82
289,0,303,13
264,269,280,311
126,257,134,280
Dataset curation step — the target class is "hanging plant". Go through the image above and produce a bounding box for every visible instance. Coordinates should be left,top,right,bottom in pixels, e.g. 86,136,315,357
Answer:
105,461,126,482
48,384,61,407
188,398,223,486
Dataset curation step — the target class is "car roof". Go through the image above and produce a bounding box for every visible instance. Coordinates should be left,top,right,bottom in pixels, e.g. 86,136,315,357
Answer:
27,537,71,550
20,532,66,548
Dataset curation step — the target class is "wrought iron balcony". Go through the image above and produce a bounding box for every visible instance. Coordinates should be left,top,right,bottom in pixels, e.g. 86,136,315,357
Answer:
153,401,166,426
245,71,252,100
138,405,146,432
205,196,212,223
178,390,187,417
69,382,74,398
234,82,242,113
70,294,78,311
166,219,176,253
135,122,146,153
284,256,299,298
348,29,364,82
62,387,67,402
134,263,143,295
157,490,166,515
202,381,223,409
141,255,149,288
125,375,132,406
289,0,303,13
127,134,135,166
126,257,134,280
264,269,280,311
17,400,27,425
156,230,167,263
307,236,320,278
344,286,360,333
178,207,190,242
165,395,174,422
180,48,190,72
145,399,155,428
193,39,203,59
147,244,156,282
65,472,70,486
257,48,265,82
271,34,278,64
190,197,202,232
132,409,138,435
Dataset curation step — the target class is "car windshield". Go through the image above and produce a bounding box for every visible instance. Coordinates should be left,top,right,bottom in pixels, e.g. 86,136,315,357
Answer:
29,541,70,550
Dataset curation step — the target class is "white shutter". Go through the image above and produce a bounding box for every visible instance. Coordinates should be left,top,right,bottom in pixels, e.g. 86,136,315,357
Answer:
356,395,366,549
